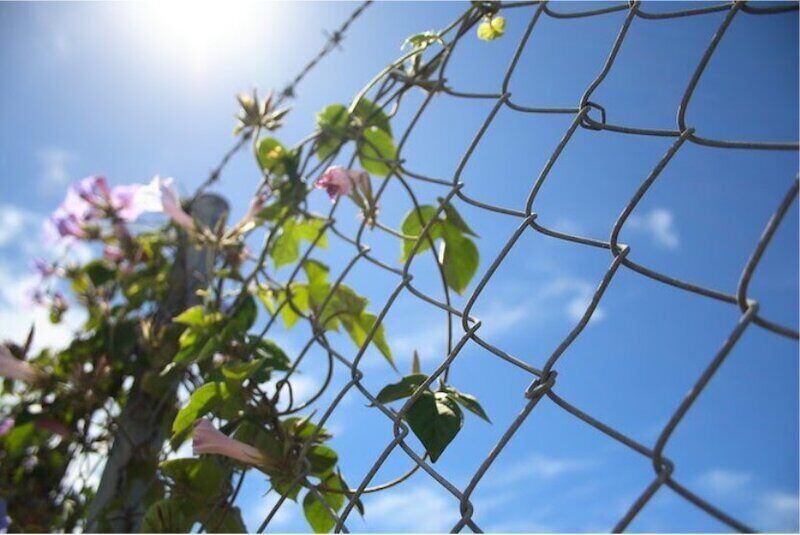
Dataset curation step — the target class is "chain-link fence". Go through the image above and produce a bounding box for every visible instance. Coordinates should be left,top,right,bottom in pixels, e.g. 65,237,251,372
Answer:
230,2,798,532
67,1,798,532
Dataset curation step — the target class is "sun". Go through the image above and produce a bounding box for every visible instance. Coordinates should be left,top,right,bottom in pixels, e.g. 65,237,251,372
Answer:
144,1,264,74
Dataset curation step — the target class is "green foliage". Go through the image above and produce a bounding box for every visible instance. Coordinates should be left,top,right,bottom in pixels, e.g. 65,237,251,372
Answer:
314,99,397,177
399,201,480,294
315,104,350,160
402,31,444,50
141,498,193,533
405,391,463,462
270,218,328,269
376,373,489,462
357,126,397,177
171,382,238,446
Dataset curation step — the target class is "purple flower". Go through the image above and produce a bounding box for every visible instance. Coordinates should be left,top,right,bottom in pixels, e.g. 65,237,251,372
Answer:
31,258,56,278
25,287,46,307
74,176,111,206
45,209,88,241
0,498,9,533
0,418,13,437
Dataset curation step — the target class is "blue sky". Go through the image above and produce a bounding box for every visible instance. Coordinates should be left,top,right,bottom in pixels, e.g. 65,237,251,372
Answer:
0,1,798,532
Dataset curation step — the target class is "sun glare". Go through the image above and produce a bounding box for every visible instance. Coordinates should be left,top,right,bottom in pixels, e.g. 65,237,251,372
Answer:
146,1,263,73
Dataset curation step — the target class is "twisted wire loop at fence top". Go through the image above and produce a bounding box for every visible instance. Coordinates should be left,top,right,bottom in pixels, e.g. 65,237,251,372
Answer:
193,1,797,533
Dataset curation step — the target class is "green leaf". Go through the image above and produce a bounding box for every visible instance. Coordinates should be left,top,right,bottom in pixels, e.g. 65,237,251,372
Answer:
358,126,396,177
404,391,463,462
280,283,310,329
159,458,226,502
439,198,478,237
402,31,443,50
229,295,257,334
400,205,442,261
171,382,233,446
174,305,210,327
441,225,479,295
141,499,192,533
308,445,338,476
445,388,491,423
204,506,247,533
271,219,300,268
271,219,328,269
84,260,116,286
353,99,391,136
272,477,301,502
252,338,291,371
294,219,328,249
257,137,289,176
315,104,349,160
341,311,394,368
221,359,268,384
2,422,35,457
303,485,344,534
375,373,428,404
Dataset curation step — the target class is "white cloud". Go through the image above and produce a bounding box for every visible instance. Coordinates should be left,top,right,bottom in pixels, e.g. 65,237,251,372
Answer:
540,276,605,324
627,208,679,250
485,453,591,487
386,274,604,369
240,479,297,531
37,147,76,189
0,264,85,351
756,491,799,532
0,205,38,247
361,484,458,532
263,372,320,412
550,217,584,237
695,468,752,496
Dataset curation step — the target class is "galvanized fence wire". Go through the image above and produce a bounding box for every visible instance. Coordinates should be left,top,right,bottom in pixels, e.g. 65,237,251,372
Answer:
199,1,798,533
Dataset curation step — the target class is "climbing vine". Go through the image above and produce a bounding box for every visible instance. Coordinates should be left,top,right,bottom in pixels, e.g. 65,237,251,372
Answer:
0,3,501,532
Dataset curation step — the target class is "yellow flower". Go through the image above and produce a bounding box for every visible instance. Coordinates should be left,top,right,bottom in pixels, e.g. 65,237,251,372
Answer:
477,16,506,41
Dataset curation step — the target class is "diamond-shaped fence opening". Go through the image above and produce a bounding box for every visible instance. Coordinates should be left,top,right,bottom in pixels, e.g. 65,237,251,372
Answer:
65,2,798,532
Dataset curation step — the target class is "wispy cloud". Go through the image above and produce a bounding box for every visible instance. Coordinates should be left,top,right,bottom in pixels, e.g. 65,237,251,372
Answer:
485,452,591,487
627,208,679,250
388,274,604,368
361,484,458,532
756,491,799,532
695,468,752,496
0,263,85,351
0,205,34,246
539,276,606,323
37,147,76,189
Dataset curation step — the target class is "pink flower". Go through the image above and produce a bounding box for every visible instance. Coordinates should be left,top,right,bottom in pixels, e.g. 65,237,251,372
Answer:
35,419,70,439
315,166,355,200
0,418,13,437
0,345,43,384
103,244,125,263
192,419,265,466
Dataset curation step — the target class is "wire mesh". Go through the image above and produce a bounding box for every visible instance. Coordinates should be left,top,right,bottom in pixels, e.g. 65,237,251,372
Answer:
196,1,799,532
